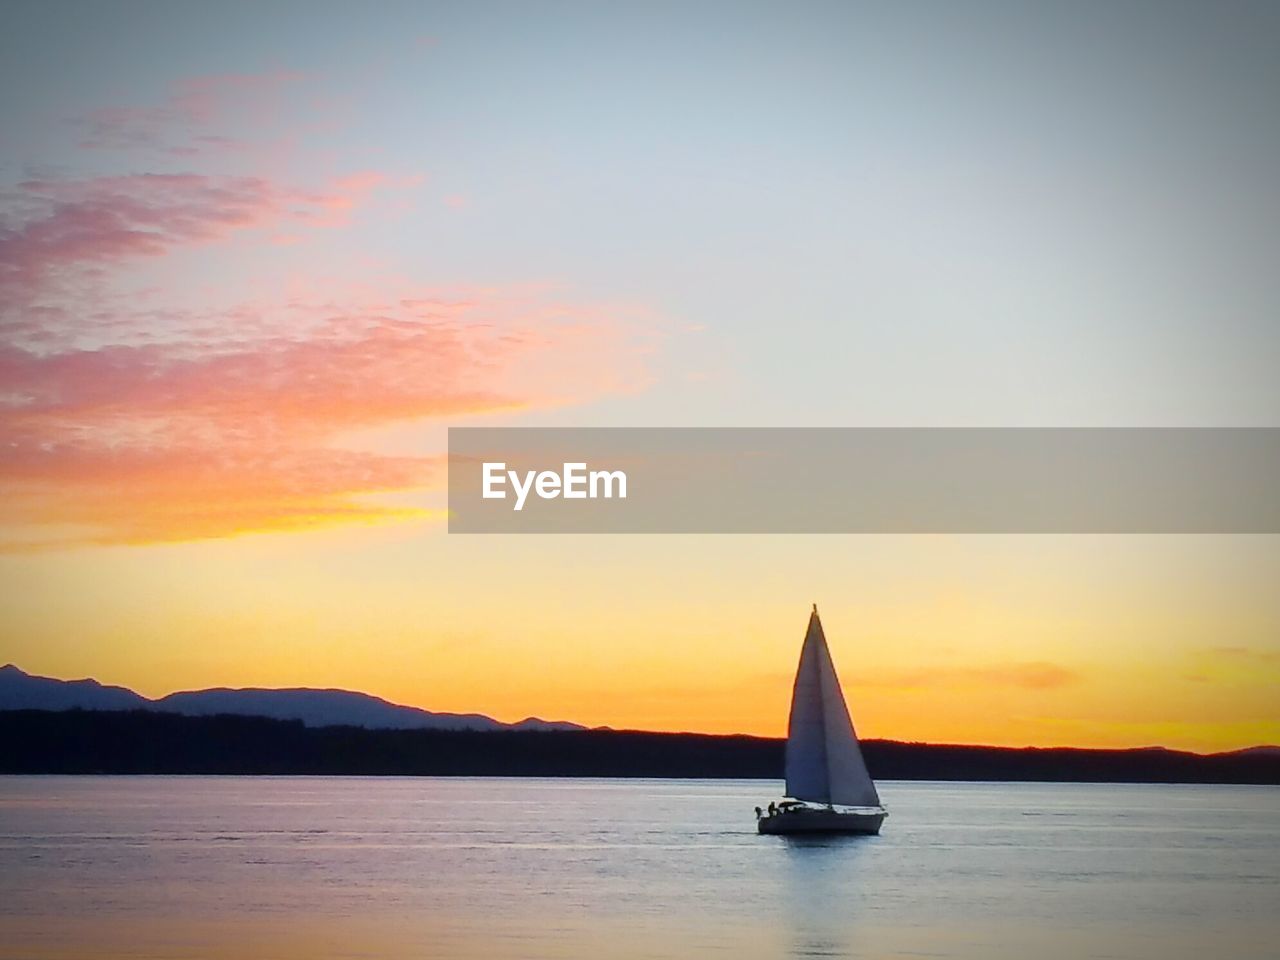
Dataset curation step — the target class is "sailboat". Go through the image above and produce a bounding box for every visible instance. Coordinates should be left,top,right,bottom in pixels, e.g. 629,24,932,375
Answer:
757,605,887,835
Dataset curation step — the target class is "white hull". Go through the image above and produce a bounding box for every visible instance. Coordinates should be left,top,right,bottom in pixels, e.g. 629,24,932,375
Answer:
757,807,885,835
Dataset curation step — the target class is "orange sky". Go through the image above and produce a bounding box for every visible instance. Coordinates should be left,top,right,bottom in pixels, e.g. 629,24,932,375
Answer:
2,527,1277,753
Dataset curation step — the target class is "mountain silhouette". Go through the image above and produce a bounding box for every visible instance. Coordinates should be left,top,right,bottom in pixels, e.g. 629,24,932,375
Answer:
0,664,583,732
0,663,149,711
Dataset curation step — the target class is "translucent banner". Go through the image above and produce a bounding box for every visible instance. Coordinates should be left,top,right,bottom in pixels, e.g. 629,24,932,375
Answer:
448,428,1280,533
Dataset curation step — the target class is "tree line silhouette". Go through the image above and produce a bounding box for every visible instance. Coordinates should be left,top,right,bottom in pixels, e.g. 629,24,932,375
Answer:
2,709,1277,782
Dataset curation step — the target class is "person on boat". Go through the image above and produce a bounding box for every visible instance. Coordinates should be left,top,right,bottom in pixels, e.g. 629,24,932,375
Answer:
767,802,777,817
754,806,763,820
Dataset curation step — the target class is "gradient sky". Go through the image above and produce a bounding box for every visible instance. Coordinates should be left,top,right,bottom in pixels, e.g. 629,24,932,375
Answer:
1,1,1277,751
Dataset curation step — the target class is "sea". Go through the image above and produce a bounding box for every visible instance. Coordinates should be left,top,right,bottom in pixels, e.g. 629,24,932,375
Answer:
0,777,1276,960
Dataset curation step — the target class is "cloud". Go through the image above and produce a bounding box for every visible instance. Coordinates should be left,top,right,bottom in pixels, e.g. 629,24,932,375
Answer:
1,72,661,548
1,290,650,547
856,661,1080,691
73,71,308,155
2,441,435,547
0,172,384,306
1207,646,1280,663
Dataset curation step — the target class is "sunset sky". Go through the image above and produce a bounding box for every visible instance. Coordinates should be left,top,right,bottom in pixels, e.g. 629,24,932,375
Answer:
2,1,1277,752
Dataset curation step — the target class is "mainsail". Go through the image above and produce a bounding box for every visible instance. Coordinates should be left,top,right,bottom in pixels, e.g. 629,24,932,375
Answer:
784,606,881,808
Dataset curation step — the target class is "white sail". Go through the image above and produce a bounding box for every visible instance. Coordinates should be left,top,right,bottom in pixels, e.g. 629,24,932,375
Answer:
784,606,881,808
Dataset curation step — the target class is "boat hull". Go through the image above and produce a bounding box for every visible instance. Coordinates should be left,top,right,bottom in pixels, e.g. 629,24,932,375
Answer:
757,808,885,835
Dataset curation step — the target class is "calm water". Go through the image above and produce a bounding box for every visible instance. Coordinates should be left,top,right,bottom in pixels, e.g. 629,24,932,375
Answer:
0,778,1277,960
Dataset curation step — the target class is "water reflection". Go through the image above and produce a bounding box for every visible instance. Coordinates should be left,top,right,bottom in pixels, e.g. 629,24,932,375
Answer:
777,833,879,958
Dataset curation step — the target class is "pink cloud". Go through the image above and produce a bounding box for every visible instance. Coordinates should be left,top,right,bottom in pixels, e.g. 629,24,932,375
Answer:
0,292,652,547
2,71,661,548
0,172,384,303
